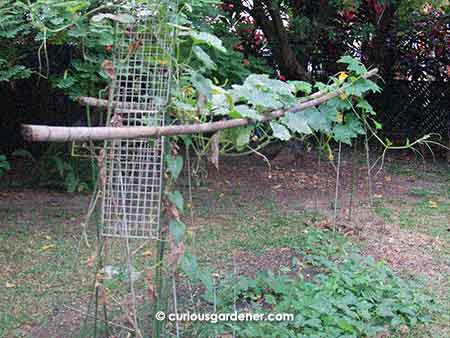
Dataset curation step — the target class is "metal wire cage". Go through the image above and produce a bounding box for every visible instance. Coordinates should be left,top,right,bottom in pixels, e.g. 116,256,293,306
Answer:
101,1,175,239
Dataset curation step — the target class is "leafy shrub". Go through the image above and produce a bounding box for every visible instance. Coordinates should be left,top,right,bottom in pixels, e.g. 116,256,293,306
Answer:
0,154,11,177
36,144,95,192
190,255,434,338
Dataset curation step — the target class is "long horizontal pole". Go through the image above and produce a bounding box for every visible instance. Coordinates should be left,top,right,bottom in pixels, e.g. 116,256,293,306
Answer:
76,75,331,109
22,69,378,143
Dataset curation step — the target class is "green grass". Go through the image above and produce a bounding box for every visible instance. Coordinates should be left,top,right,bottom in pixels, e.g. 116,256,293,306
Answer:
408,187,435,198
193,197,352,270
184,195,445,338
388,160,450,182
1,159,449,337
373,199,394,223
371,166,449,239
0,209,93,337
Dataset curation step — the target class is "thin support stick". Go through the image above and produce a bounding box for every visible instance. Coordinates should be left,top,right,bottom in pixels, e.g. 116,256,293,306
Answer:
117,167,143,338
314,135,322,210
63,305,135,332
80,183,100,249
93,283,99,338
187,279,198,313
81,213,105,337
153,237,166,338
363,119,373,207
186,143,196,254
213,276,218,338
333,142,342,233
348,140,358,221
232,256,238,338
172,274,180,338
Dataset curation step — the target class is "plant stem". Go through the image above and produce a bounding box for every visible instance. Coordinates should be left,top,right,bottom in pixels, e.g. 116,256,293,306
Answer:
363,118,373,207
348,140,358,221
172,274,180,338
333,141,342,233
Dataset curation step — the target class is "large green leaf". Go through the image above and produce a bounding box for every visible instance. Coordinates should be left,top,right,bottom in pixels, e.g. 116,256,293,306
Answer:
190,70,213,99
91,13,135,24
67,22,88,38
270,121,291,141
211,87,233,115
230,85,283,110
166,155,183,180
230,74,296,110
345,78,381,97
169,220,186,244
281,111,313,135
189,31,226,53
356,99,376,115
319,97,352,120
333,124,357,145
338,56,367,75
336,318,356,333
234,105,263,121
332,114,365,145
180,253,199,280
167,190,184,213
345,113,365,135
0,155,10,171
235,126,253,148
192,45,216,70
288,80,312,95
303,107,331,132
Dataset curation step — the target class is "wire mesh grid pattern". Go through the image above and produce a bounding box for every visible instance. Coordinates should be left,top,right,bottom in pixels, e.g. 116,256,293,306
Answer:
374,80,450,138
101,1,174,239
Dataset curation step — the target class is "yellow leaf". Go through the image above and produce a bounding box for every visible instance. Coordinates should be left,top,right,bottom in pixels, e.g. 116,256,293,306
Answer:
41,244,56,251
328,151,334,161
338,71,348,81
336,111,344,124
428,200,438,208
384,176,392,182
5,282,16,288
339,93,348,101
142,250,153,257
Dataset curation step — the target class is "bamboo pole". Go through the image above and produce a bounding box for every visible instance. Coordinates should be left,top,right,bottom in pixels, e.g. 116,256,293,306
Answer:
22,69,378,143
78,96,146,110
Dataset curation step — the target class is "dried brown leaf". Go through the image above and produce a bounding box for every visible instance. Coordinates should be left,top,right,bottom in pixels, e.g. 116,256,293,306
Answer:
209,131,220,170
101,60,116,80
167,241,185,273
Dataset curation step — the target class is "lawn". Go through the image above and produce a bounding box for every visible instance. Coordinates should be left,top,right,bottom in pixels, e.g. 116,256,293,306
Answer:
0,153,449,337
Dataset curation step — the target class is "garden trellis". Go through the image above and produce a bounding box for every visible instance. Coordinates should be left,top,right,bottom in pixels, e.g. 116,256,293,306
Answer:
101,0,174,239
20,5,382,334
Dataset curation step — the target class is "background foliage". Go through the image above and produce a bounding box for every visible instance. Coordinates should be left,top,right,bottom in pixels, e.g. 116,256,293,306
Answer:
0,0,448,188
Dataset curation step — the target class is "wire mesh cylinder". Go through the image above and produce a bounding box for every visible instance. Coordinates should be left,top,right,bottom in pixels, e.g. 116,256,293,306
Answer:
101,1,175,239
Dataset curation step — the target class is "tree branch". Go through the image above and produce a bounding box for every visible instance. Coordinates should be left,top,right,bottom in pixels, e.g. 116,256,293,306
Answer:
77,96,151,110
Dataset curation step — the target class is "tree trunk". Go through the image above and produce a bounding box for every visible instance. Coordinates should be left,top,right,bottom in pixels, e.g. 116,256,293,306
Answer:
252,0,310,80
365,6,396,79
